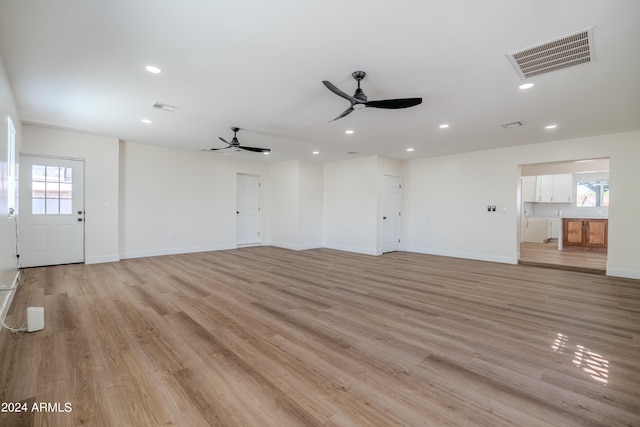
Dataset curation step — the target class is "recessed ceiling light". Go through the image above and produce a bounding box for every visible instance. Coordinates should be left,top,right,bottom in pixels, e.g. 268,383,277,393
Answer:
263,151,270,155
145,65,161,74
545,124,558,129
406,147,415,152
345,130,354,134
312,151,320,155
439,123,449,129
519,83,534,90
141,119,152,124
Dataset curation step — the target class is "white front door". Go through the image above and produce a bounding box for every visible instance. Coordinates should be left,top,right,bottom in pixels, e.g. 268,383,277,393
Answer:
382,175,401,253
236,174,261,246
18,155,85,267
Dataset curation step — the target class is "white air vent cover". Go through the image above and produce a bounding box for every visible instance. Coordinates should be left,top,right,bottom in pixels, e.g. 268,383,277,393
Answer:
507,26,594,79
151,102,178,112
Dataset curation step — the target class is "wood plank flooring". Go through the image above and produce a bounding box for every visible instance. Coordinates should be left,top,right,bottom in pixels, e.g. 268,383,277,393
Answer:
520,241,607,273
1,247,639,426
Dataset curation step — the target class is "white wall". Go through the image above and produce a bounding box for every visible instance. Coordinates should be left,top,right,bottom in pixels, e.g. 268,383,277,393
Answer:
12,123,640,280
0,54,20,318
402,149,519,264
270,160,299,248
401,131,640,279
119,141,271,258
270,159,323,250
22,125,120,264
323,155,379,255
298,160,323,248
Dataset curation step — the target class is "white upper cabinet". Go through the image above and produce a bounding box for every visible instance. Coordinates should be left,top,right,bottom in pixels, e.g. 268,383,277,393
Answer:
522,176,537,202
532,174,574,203
552,173,573,203
535,175,554,202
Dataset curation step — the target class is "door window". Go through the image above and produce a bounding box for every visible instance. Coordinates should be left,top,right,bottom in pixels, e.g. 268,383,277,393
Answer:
31,164,73,214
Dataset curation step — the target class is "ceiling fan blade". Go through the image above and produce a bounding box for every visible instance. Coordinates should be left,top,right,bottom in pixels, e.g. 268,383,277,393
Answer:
218,137,231,145
329,106,355,122
239,146,270,153
208,147,230,151
323,81,358,104
365,98,422,109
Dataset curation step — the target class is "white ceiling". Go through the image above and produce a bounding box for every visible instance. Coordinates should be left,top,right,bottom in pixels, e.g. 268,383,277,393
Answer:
1,1,639,163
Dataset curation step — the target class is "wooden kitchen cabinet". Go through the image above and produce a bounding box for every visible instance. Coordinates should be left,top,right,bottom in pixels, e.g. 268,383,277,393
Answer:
563,218,608,248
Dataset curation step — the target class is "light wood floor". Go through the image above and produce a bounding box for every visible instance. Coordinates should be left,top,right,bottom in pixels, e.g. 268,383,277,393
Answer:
520,241,608,273
1,247,639,426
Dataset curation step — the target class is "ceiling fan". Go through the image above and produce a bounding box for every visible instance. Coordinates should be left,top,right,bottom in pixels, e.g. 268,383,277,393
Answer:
208,127,270,153
322,71,422,121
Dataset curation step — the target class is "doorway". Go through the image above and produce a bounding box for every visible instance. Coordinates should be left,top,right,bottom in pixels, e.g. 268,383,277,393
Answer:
519,158,609,273
236,173,262,246
18,155,85,267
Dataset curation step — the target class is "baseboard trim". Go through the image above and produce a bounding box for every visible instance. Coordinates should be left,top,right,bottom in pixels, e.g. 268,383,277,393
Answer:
322,243,378,256
605,266,640,280
401,246,519,265
85,254,120,264
120,244,237,260
0,270,21,322
270,241,323,251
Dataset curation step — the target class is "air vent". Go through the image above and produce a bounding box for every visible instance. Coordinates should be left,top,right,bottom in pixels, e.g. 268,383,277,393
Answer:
501,121,524,129
151,102,178,112
507,26,594,79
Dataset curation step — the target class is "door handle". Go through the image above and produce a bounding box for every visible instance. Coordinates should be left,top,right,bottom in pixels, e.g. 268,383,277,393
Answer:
383,216,387,220
77,218,83,222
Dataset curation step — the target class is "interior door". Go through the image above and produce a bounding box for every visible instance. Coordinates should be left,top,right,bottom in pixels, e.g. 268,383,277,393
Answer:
18,155,85,267
382,175,401,253
236,174,261,246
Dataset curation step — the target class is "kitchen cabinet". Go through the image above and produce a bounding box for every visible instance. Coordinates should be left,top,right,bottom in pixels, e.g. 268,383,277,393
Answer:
535,175,554,202
562,218,608,248
535,174,573,203
552,173,573,203
522,176,537,202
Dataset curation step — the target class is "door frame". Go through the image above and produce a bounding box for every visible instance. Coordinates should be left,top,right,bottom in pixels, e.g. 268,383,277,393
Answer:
381,174,402,254
18,153,86,267
236,173,262,247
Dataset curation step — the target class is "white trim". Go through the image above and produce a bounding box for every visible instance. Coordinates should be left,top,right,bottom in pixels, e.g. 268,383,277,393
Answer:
85,255,121,264
270,241,323,251
605,267,640,280
0,271,21,322
322,243,379,256
401,245,519,265
120,244,237,260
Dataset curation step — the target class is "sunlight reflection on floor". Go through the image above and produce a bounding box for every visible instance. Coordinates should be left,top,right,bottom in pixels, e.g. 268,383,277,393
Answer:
552,333,609,386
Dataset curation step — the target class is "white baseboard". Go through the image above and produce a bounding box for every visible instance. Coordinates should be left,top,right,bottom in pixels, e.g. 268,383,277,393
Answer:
0,270,21,322
270,241,323,251
85,254,120,264
401,245,519,265
605,266,640,280
120,243,237,260
322,243,378,256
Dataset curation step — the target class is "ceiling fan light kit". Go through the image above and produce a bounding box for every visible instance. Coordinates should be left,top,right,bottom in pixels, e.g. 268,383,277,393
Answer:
322,70,422,121
209,127,271,153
